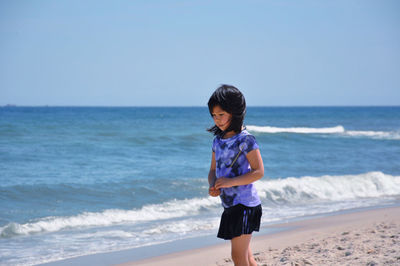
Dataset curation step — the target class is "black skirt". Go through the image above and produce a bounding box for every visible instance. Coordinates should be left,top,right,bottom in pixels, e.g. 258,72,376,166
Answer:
217,204,262,240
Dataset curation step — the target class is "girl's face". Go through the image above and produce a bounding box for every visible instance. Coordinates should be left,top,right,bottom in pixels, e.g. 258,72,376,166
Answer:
211,105,232,131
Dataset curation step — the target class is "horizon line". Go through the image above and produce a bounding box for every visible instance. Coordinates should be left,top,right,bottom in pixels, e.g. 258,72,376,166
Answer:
2,104,400,108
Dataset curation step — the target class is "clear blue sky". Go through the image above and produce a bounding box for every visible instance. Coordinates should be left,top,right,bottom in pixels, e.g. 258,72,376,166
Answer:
1,0,399,106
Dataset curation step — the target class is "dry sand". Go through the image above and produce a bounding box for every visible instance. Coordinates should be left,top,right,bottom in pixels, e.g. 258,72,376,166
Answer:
123,206,400,266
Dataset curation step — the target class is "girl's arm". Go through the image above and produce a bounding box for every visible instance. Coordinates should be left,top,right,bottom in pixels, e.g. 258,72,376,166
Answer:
208,152,220,197
208,152,216,187
214,149,264,189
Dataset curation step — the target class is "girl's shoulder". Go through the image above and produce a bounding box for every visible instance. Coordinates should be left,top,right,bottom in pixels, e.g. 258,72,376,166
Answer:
237,130,259,153
237,129,256,141
213,130,256,144
212,130,259,153
240,129,252,137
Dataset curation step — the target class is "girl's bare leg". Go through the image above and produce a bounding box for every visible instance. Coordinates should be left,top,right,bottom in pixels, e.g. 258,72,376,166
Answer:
248,246,257,266
231,234,256,266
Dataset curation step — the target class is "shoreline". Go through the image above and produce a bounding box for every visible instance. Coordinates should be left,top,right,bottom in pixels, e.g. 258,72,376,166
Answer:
41,204,400,266
129,205,400,266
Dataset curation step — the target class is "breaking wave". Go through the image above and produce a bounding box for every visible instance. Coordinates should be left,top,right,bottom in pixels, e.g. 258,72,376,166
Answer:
246,125,400,140
1,172,399,238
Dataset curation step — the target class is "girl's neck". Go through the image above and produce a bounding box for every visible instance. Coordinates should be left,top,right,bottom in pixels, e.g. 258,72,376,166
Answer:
222,126,244,139
222,130,236,139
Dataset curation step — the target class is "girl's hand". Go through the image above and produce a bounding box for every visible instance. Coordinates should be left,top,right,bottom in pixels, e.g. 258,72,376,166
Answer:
208,186,220,197
214,177,233,189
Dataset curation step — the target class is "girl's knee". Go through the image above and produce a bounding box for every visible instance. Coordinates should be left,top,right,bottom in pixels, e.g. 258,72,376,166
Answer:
231,234,252,265
231,255,248,266
247,250,257,266
231,249,249,265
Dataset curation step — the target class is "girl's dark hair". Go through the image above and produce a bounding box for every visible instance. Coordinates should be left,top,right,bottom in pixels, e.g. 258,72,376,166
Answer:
207,84,246,137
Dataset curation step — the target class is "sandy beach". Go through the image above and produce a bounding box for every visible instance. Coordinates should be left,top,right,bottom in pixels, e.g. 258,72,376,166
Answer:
119,206,400,266
3,1,400,265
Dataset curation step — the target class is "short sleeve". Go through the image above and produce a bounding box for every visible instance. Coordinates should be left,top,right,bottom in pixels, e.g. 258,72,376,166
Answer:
240,135,259,155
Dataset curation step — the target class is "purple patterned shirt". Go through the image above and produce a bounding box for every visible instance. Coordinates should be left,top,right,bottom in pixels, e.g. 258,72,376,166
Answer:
212,130,261,208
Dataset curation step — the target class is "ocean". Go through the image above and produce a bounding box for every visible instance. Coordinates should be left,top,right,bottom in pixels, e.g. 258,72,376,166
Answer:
1,106,400,265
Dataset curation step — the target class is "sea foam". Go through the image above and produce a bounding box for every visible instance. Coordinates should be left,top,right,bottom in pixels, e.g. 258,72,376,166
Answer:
1,172,399,238
246,125,400,140
0,197,219,238
247,125,345,134
255,171,400,203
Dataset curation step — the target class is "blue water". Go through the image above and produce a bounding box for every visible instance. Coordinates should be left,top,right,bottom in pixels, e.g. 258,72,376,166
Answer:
1,106,400,265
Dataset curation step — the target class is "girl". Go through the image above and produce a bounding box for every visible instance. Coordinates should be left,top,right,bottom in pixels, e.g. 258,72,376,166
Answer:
207,85,264,266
